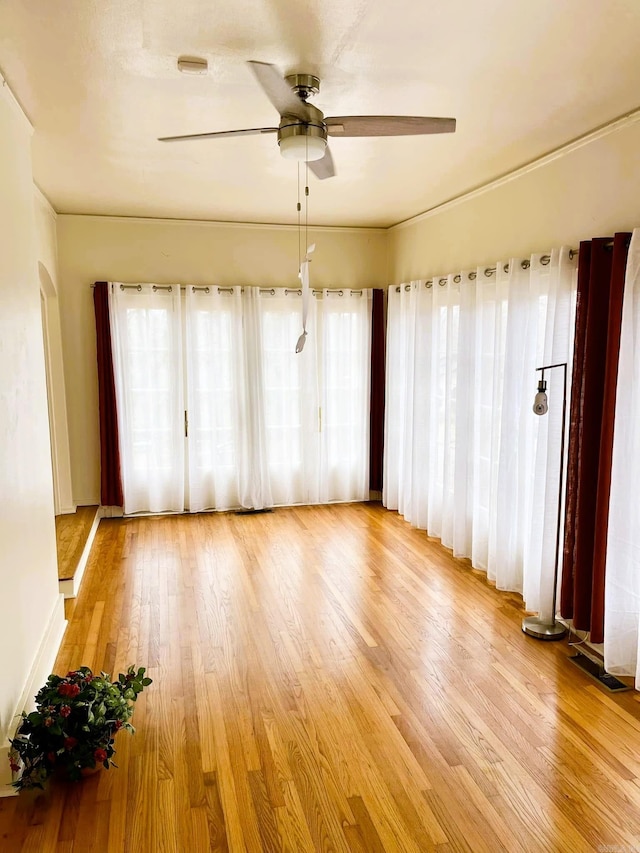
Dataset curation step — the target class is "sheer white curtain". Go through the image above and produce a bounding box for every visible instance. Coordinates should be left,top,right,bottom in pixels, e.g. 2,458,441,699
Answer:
521,251,576,620
110,284,372,515
257,288,372,505
258,289,320,506
383,282,431,529
384,249,576,615
604,229,640,684
318,289,372,503
109,283,184,515
185,285,272,512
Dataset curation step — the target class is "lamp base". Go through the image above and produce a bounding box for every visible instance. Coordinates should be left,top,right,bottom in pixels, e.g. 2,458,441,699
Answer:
522,616,568,641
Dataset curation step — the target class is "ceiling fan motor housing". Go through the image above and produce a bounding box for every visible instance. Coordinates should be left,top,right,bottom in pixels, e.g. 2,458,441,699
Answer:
284,73,320,101
278,100,327,160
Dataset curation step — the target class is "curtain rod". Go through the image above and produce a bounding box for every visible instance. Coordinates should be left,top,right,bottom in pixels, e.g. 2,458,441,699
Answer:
90,283,363,296
197,287,362,297
396,249,578,293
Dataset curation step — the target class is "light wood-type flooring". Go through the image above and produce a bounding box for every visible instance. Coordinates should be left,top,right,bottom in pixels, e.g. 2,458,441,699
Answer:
55,506,99,581
2,502,640,851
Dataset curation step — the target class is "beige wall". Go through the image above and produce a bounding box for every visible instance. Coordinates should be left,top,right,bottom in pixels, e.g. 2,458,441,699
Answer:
56,215,388,505
389,118,640,282
34,189,74,514
0,82,62,783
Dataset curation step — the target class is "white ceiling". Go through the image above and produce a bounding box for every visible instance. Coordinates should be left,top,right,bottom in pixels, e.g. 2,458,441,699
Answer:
1,0,640,228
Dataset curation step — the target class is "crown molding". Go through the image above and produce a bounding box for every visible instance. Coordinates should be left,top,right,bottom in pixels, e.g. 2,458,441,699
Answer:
56,213,386,235
0,70,33,134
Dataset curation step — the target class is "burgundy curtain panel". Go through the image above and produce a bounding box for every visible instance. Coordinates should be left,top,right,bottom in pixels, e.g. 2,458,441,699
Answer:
93,281,124,507
561,233,631,643
369,289,386,493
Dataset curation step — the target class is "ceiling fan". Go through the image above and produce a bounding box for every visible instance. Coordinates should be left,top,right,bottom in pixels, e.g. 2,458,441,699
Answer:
158,61,456,179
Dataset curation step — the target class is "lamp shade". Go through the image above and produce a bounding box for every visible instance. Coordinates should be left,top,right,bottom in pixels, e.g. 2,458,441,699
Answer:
533,391,549,415
279,134,326,162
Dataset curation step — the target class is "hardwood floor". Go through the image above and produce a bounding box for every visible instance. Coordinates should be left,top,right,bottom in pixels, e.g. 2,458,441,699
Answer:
3,502,640,851
55,506,99,581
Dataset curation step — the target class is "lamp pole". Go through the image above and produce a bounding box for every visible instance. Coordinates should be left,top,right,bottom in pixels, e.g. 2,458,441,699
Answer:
522,361,569,641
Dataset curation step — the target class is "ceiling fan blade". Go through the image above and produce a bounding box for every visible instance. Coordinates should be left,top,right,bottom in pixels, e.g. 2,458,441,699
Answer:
308,146,335,180
248,61,311,123
326,116,456,137
158,127,278,142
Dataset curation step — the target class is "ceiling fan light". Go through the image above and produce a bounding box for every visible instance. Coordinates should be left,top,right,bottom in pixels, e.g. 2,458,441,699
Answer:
279,134,326,162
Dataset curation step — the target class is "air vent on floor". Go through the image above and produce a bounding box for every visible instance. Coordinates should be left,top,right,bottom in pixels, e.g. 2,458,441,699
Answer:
569,652,631,692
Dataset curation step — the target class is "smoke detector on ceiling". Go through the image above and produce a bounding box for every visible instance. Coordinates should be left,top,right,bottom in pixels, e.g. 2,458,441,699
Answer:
177,56,208,75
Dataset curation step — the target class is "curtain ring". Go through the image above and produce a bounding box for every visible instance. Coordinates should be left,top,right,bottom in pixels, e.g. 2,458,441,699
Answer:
405,284,412,291
469,271,477,281
426,280,433,289
503,263,509,273
521,259,531,270
439,278,447,286
453,274,461,283
484,267,496,277
541,255,551,266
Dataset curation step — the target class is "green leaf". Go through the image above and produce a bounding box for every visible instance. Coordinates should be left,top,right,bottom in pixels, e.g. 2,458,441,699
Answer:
142,678,153,686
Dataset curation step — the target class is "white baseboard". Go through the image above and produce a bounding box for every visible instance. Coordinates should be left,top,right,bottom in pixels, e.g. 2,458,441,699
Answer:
73,496,100,508
0,594,67,796
57,504,77,515
100,505,123,518
58,507,102,599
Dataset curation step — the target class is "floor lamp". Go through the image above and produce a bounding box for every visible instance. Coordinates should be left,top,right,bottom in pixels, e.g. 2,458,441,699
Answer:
522,362,569,641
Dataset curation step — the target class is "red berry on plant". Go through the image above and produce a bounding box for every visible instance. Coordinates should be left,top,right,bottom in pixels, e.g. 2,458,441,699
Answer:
94,748,107,763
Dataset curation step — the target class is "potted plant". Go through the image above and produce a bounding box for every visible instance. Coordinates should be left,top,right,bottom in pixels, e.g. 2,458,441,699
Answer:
8,665,152,790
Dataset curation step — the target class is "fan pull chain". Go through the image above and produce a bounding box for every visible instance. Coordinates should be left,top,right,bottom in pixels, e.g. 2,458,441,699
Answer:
295,140,312,354
297,162,302,272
